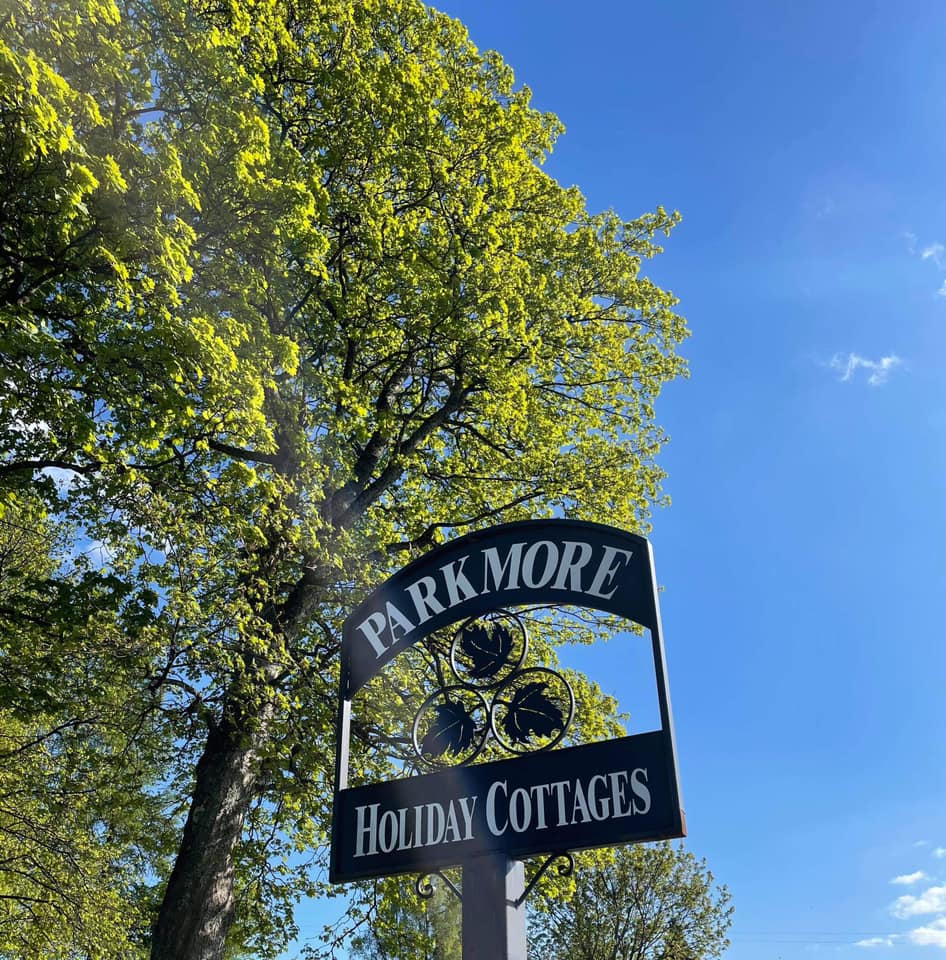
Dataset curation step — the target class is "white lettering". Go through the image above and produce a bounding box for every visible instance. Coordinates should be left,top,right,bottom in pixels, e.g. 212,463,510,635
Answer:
357,613,389,658
550,780,570,826
571,779,592,824
630,767,651,815
482,543,524,593
588,774,611,821
587,546,634,600
440,556,478,607
552,540,594,591
443,803,461,843
529,783,551,829
405,576,446,625
396,808,412,850
352,767,649,865
458,796,477,840
486,780,509,835
385,600,415,642
521,541,559,589
354,803,380,857
609,770,633,818
424,803,446,846
378,810,398,853
509,787,532,833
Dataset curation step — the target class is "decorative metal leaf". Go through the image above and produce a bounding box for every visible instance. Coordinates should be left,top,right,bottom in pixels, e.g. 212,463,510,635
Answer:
459,623,514,679
500,681,564,745
420,700,478,758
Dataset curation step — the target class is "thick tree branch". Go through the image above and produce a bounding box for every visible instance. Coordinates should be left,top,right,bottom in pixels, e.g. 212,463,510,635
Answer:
0,459,97,478
206,440,280,465
335,375,481,528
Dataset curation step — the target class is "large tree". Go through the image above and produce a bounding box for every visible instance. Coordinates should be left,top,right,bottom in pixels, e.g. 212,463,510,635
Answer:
344,845,731,960
0,0,689,957
530,845,733,960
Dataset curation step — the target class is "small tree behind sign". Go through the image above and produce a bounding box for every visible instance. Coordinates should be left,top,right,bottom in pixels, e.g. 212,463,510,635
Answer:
331,519,685,958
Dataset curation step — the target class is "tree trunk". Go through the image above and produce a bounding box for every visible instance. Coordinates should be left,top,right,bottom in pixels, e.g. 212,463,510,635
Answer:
149,524,324,959
150,716,263,960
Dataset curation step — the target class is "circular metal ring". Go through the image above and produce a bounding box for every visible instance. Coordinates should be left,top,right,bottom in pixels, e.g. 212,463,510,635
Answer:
489,666,575,755
448,608,529,690
411,684,490,767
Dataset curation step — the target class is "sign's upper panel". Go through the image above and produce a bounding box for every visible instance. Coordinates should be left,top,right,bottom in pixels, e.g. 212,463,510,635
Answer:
342,520,658,696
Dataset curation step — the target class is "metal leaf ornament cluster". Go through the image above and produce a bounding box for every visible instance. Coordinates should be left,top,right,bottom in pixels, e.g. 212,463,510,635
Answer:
412,612,574,766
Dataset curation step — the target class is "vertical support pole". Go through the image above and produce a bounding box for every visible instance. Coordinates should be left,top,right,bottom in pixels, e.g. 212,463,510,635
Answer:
645,540,686,831
462,856,527,960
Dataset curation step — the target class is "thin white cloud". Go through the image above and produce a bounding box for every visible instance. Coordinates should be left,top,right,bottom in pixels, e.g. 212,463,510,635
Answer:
829,352,903,386
909,917,946,948
934,848,946,859
893,872,929,886
855,936,897,948
903,234,946,294
917,841,931,848
892,884,946,919
921,243,945,268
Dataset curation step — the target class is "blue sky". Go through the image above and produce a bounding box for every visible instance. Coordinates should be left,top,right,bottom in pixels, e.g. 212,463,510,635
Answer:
293,1,946,956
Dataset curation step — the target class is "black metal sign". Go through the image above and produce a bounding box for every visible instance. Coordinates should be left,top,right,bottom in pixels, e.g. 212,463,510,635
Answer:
330,519,684,884
342,520,659,697
333,731,681,882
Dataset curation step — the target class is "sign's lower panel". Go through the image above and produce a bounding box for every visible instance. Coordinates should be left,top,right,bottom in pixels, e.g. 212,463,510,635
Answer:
331,730,685,882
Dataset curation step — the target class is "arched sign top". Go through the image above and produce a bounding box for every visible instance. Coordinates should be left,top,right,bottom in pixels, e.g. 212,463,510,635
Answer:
342,519,659,697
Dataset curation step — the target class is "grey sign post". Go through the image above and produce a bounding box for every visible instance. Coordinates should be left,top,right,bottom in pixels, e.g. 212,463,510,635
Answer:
330,520,685,958
462,856,526,960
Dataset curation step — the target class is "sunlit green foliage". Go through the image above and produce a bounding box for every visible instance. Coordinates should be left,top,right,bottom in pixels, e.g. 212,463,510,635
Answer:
345,875,461,960
341,845,732,960
531,844,733,960
1,0,689,955
0,498,175,959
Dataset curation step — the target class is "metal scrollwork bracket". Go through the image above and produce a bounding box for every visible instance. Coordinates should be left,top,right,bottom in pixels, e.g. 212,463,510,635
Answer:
415,870,463,902
510,852,575,907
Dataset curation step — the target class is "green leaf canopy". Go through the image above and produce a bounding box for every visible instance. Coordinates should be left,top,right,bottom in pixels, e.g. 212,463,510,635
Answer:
0,0,689,956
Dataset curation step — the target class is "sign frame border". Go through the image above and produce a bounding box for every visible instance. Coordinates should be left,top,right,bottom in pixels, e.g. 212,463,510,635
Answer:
330,519,685,884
